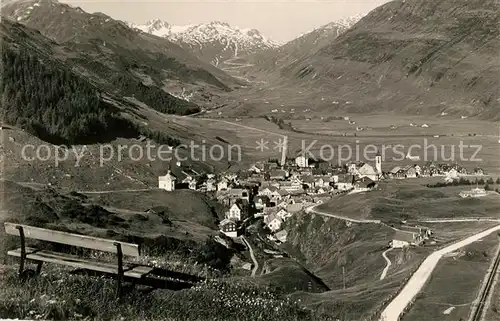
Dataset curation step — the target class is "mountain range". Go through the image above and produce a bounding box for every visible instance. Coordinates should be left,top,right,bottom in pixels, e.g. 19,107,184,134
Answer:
129,19,279,66
229,0,500,119
1,0,240,106
224,15,363,81
2,0,499,122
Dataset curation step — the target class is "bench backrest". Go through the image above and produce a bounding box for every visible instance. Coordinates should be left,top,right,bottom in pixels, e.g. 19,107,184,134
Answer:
4,222,140,257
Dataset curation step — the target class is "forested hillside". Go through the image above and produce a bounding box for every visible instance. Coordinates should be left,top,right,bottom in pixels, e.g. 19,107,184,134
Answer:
1,46,138,145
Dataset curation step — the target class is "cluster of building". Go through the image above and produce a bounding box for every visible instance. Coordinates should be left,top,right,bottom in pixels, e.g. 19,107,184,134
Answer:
157,156,483,245
387,162,484,180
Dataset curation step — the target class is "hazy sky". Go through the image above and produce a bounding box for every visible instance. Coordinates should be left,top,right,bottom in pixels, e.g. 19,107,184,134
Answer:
61,0,391,42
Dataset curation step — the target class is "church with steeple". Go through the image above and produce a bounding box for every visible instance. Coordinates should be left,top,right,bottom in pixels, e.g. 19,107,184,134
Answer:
354,150,383,181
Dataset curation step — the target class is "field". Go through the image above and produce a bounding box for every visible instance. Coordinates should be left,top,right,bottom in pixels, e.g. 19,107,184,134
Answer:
0,127,225,192
402,233,500,321
288,114,500,137
0,264,323,321
192,114,500,175
281,212,429,320
426,221,500,243
167,116,287,163
316,179,500,223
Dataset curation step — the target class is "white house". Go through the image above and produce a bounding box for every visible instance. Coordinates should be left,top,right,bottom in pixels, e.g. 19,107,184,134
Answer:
414,165,422,176
217,179,228,191
249,164,262,173
295,155,309,168
268,217,283,232
445,168,459,178
347,163,358,174
226,203,242,221
390,231,423,248
276,209,292,220
390,239,410,249
206,178,216,192
314,176,331,188
258,187,273,197
264,213,283,232
279,178,303,193
315,187,327,195
158,171,176,191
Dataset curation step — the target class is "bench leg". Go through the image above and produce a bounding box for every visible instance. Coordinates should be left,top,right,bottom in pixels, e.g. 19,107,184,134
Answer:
36,261,43,275
16,226,26,279
114,242,124,298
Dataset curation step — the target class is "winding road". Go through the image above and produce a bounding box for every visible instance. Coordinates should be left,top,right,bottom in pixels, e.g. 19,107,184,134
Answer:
241,236,259,277
305,204,382,224
380,248,393,281
379,224,500,321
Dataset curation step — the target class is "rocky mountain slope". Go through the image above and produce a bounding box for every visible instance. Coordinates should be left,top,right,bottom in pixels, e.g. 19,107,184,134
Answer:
130,19,278,66
247,15,363,70
217,15,362,84
1,0,239,106
232,0,500,119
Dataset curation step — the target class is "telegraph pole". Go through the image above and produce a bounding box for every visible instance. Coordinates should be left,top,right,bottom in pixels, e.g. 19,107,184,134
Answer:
280,135,288,167
342,266,346,289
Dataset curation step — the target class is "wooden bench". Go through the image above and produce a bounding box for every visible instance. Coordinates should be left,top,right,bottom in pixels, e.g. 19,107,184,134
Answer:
5,222,154,296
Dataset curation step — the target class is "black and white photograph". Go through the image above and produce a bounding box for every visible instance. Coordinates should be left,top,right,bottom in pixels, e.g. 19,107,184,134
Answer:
0,0,499,320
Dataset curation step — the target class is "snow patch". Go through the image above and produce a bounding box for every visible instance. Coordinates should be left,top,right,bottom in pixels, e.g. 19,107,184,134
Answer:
130,19,278,57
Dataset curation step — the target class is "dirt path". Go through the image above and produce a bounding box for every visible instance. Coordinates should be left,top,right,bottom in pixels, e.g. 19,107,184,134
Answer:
380,248,393,280
305,204,382,224
379,224,500,321
77,188,155,194
241,236,258,277
194,117,287,139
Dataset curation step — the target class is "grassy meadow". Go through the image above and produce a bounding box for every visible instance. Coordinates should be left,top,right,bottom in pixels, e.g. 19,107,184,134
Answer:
316,179,500,223
0,264,324,321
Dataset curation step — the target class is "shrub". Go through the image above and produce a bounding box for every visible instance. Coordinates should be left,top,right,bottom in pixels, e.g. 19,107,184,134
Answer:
195,239,234,272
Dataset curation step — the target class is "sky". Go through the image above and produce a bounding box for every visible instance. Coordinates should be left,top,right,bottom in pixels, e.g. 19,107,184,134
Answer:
61,0,391,43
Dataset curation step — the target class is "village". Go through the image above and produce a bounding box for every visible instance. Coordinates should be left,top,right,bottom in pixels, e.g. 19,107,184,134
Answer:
158,151,488,250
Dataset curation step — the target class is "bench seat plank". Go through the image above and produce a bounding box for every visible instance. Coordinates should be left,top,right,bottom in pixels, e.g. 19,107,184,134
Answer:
7,247,153,278
4,223,140,257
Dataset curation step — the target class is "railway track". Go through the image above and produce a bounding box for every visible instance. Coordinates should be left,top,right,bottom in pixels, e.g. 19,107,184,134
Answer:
470,241,500,321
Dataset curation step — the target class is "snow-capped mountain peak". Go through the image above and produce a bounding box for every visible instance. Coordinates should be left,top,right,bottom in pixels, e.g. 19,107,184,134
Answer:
129,18,172,36
145,18,170,30
297,14,364,38
130,19,278,65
